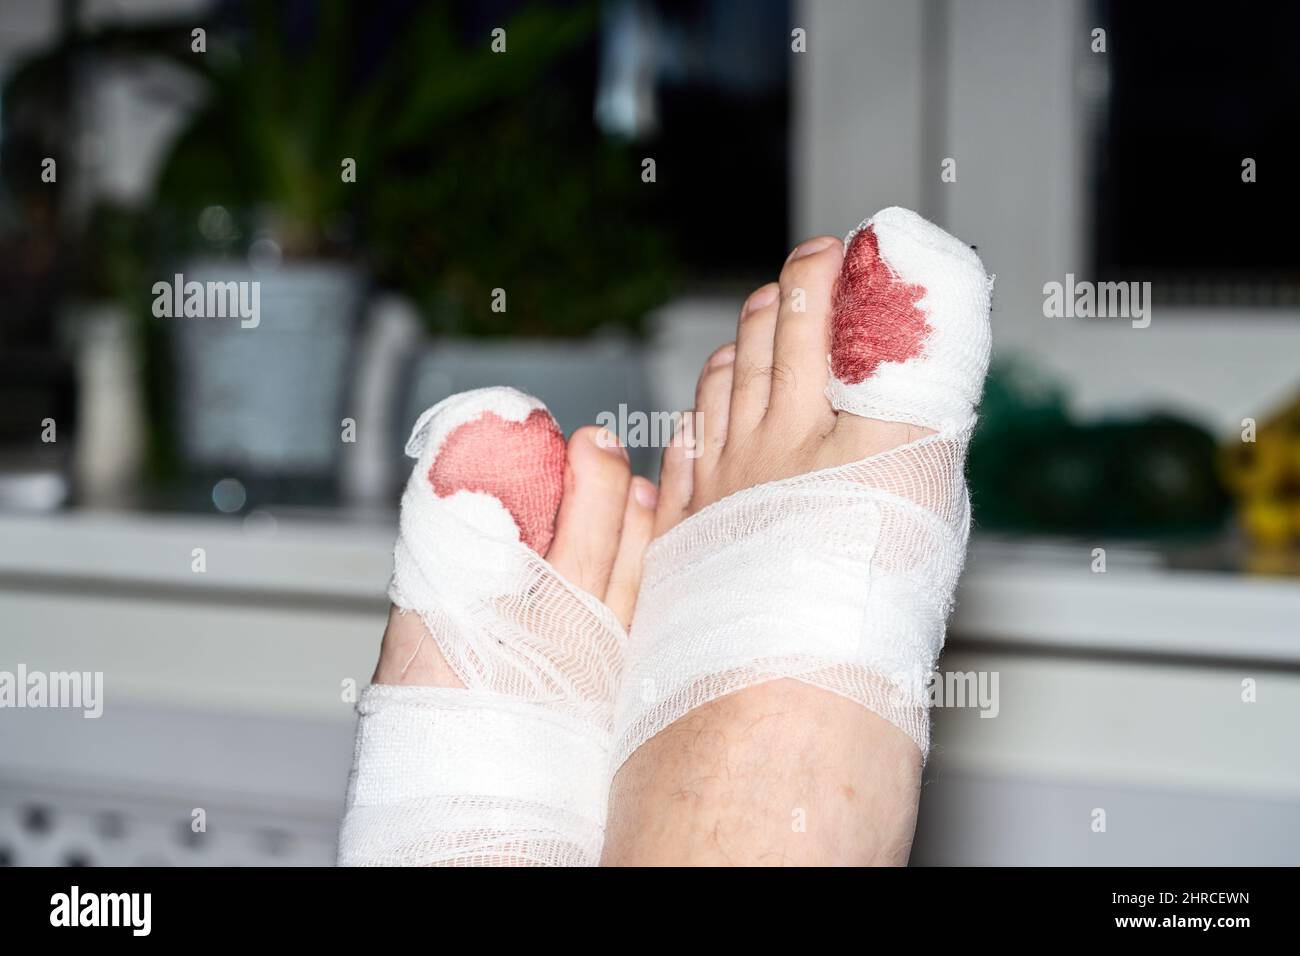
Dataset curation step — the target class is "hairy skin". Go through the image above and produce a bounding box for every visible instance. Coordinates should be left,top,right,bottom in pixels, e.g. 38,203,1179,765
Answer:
603,680,921,866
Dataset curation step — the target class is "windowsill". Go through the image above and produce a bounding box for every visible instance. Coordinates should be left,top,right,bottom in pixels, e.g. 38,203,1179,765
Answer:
3,509,1297,663
956,537,1300,664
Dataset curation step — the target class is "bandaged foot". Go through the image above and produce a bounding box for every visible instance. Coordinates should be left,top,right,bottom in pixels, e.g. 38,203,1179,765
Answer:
338,388,656,866
605,208,992,864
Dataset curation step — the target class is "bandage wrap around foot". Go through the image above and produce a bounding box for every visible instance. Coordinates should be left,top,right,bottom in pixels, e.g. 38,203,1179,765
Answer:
615,207,993,765
338,388,625,866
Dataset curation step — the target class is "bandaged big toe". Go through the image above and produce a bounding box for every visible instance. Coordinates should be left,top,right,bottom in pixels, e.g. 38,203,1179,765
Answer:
338,388,625,866
615,207,993,765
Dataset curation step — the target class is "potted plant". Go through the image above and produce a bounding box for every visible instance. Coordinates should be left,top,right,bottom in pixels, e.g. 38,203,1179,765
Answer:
13,0,676,504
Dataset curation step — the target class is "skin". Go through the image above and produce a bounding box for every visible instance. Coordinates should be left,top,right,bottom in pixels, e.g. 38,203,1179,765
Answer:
601,235,929,866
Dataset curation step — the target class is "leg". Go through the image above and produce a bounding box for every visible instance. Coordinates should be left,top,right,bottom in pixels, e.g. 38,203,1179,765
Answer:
604,680,921,865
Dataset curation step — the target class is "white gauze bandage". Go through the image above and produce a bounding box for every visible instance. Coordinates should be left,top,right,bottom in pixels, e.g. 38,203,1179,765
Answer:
338,388,625,866
615,207,993,764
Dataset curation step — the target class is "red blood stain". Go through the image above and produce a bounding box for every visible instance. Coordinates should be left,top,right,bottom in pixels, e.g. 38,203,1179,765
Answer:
428,408,566,554
830,226,931,384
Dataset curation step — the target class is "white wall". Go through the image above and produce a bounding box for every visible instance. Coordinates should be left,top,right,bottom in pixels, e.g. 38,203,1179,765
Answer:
791,0,927,236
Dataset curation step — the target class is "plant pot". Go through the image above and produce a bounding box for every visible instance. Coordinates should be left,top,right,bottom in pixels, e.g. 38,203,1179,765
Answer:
168,259,364,506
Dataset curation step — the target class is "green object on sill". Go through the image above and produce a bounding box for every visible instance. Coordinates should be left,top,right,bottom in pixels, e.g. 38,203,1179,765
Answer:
967,360,1231,537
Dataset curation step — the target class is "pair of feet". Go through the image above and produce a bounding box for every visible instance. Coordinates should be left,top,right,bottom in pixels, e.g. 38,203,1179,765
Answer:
374,232,927,864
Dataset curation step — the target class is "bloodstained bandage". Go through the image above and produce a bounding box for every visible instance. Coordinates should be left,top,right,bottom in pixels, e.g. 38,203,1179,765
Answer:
830,226,932,384
428,408,566,554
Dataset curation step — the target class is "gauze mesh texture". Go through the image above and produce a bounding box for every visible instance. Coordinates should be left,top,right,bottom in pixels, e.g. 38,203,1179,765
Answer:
339,686,610,866
338,388,625,867
613,422,973,766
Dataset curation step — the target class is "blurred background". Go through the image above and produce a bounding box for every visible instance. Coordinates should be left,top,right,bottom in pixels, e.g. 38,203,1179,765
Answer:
1,0,1297,866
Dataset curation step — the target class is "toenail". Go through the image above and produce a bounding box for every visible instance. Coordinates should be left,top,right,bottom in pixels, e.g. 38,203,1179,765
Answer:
594,428,628,459
787,236,835,262
634,479,658,509
745,285,778,312
709,344,737,367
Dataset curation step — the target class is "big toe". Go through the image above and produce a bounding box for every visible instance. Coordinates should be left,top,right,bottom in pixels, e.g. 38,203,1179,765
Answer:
420,387,567,553
828,207,991,431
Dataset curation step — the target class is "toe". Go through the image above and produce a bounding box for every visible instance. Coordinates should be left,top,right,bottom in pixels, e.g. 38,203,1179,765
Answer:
694,342,735,474
728,283,779,439
605,477,657,629
545,426,632,598
767,236,841,429
654,412,694,536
